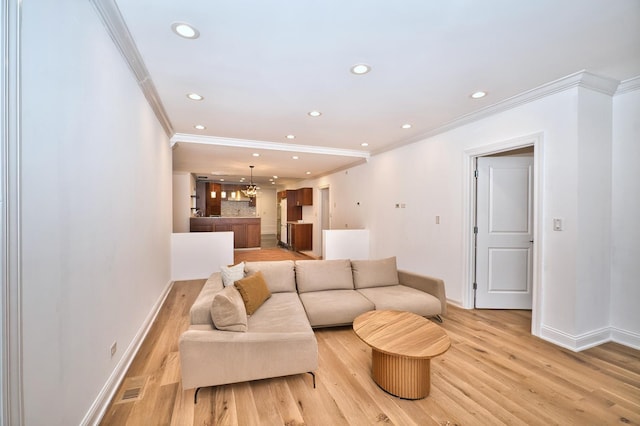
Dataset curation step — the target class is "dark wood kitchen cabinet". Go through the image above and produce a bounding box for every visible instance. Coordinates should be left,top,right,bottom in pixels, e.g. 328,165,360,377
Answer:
289,222,312,251
296,187,313,206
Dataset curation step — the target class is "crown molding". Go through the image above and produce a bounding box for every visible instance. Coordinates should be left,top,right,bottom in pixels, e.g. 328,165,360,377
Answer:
171,133,371,159
373,70,621,156
90,0,173,137
615,75,640,95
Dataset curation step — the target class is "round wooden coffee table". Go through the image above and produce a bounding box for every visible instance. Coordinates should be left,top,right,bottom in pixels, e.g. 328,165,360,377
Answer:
353,310,450,399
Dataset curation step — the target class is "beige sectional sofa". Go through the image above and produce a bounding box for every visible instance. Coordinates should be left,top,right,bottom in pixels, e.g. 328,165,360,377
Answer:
179,257,446,393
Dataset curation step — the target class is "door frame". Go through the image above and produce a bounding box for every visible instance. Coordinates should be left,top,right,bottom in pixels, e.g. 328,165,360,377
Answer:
2,1,24,424
318,185,330,255
462,133,544,336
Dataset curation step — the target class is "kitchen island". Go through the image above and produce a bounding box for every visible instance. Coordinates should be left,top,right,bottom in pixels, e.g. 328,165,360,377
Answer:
190,217,261,249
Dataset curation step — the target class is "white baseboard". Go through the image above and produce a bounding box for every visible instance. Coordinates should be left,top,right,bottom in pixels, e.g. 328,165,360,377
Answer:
540,324,639,352
446,298,464,309
610,327,640,350
80,280,175,426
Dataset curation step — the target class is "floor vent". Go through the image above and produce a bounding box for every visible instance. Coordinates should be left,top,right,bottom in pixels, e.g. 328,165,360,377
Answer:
115,376,147,404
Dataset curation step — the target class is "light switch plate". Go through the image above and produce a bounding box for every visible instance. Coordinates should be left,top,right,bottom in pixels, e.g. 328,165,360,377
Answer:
553,218,563,231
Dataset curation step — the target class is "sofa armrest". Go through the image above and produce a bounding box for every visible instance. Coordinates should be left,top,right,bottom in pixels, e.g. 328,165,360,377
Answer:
397,270,447,316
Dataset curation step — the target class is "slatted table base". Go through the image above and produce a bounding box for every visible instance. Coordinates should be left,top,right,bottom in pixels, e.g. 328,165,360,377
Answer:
371,349,431,399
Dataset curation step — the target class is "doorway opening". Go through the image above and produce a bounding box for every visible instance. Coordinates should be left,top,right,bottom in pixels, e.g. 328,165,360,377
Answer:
473,147,534,309
464,133,543,336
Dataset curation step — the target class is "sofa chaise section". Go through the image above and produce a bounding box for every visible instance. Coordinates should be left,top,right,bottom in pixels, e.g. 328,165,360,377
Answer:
179,292,317,390
180,260,318,391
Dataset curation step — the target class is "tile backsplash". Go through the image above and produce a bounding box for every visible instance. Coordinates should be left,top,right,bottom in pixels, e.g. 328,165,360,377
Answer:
221,201,256,217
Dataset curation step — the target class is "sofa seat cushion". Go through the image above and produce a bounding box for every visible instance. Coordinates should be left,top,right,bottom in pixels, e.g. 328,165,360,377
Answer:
299,290,375,327
247,293,313,333
245,260,296,293
295,259,354,293
352,257,400,289
190,272,224,326
357,285,442,317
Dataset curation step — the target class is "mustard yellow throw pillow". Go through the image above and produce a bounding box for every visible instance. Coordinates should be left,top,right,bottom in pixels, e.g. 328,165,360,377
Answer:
234,271,272,315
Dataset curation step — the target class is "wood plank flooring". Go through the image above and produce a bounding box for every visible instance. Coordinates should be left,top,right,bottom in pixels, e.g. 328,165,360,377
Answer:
100,249,640,425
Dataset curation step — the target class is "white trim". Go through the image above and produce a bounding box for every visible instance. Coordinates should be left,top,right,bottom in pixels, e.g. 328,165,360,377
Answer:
462,133,544,337
374,71,619,156
171,133,371,160
1,1,24,424
610,327,640,350
80,280,175,426
540,325,640,352
615,75,640,95
89,0,173,137
540,325,612,352
446,299,464,309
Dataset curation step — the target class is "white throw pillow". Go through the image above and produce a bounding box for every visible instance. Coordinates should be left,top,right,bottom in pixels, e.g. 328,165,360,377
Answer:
210,286,248,332
220,262,245,287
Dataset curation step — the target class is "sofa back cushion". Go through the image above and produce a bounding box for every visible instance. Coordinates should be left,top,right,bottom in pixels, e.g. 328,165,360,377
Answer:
352,257,400,289
296,259,354,293
210,285,248,332
244,260,296,293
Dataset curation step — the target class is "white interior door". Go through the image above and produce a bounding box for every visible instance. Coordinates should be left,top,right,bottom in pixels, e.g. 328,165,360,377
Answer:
476,156,534,309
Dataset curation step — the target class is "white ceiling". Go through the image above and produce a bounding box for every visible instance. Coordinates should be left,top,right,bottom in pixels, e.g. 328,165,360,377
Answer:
113,0,640,186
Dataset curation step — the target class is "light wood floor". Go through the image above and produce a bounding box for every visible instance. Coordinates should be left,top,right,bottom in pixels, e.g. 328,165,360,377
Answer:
100,250,640,425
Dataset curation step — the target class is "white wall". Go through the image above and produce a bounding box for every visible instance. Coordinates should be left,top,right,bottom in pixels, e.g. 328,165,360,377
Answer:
323,230,370,260
20,1,172,425
301,79,640,351
611,83,640,346
305,165,371,256
171,232,234,280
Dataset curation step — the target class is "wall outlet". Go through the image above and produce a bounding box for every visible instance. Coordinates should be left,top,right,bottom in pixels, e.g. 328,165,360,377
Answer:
110,341,117,358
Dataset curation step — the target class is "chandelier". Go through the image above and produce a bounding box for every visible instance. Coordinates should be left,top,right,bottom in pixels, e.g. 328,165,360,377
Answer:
242,165,258,198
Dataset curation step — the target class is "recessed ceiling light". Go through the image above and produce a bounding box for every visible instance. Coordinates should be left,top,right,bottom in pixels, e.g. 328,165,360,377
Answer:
306,171,311,175
187,93,203,101
402,124,412,129
271,182,275,184
194,124,206,130
252,153,260,157
350,63,371,75
269,178,274,181
171,22,200,39
219,178,225,182
286,134,295,139
292,156,299,160
361,142,369,147
471,91,487,99
273,175,278,179
308,111,322,117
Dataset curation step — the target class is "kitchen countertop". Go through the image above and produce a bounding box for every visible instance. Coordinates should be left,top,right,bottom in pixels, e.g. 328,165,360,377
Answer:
193,216,260,219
